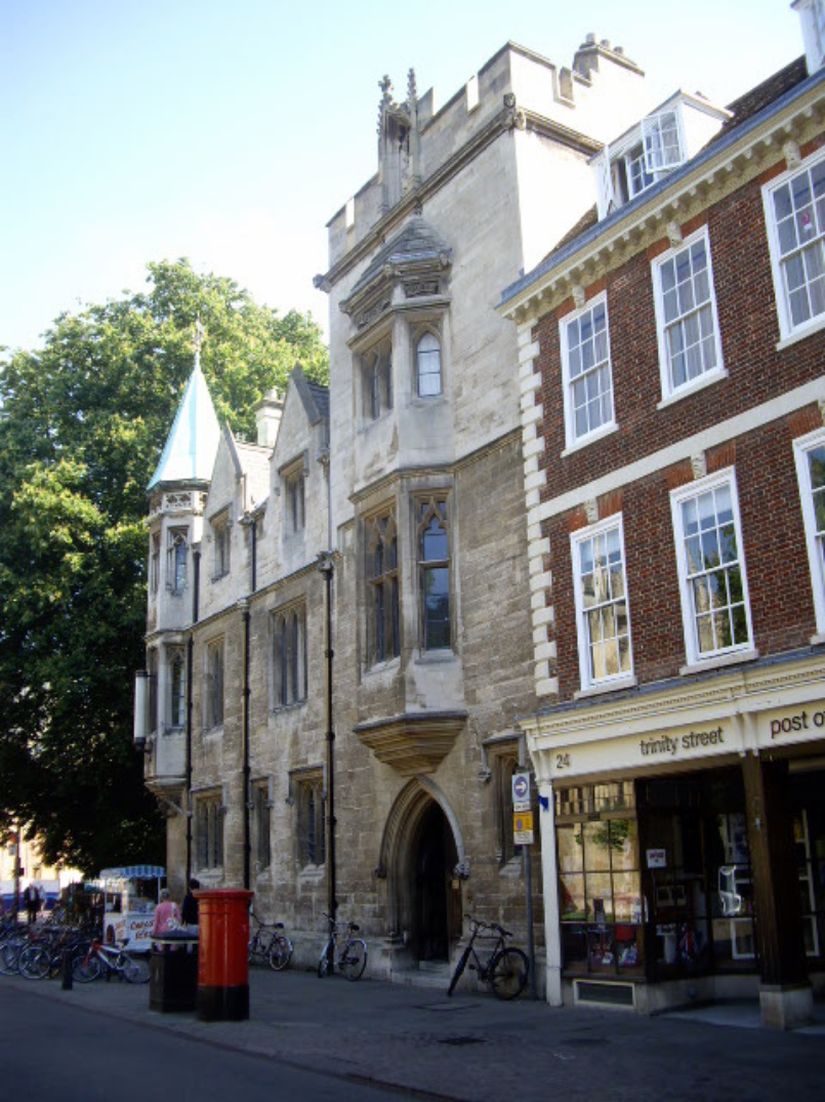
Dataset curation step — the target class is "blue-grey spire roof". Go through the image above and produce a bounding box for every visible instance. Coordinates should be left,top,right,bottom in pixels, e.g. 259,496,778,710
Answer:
147,357,221,490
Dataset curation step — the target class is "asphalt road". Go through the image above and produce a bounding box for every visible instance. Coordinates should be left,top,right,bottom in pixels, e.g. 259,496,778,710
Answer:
0,985,430,1102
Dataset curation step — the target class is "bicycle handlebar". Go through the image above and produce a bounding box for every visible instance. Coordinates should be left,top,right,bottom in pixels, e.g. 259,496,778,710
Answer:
467,916,512,938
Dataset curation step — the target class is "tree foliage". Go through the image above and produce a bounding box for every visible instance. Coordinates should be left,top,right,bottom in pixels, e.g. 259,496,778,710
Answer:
0,259,328,873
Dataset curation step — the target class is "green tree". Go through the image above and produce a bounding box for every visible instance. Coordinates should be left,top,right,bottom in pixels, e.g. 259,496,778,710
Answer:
0,259,328,873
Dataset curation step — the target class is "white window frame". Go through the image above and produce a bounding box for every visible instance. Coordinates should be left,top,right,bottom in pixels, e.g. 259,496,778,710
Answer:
559,292,616,450
570,514,634,691
652,226,726,403
670,469,754,667
793,427,825,637
642,108,685,175
763,147,825,344
415,331,442,397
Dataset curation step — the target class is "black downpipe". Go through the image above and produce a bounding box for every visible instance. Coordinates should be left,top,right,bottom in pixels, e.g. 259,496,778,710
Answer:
186,546,201,885
242,516,256,891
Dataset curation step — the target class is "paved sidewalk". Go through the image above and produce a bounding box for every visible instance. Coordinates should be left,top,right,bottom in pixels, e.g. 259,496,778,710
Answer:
2,966,824,1101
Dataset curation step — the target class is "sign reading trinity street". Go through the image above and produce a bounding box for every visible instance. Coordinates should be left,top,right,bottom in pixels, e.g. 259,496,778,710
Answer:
640,726,725,758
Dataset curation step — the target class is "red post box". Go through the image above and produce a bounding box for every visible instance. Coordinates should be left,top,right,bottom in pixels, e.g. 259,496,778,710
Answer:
195,889,253,1021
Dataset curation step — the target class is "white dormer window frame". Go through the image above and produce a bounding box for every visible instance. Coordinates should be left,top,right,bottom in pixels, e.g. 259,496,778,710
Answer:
604,105,686,211
642,108,685,175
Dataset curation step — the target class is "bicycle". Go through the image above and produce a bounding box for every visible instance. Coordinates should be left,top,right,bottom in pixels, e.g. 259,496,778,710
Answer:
248,916,293,972
447,917,529,1000
316,912,367,980
72,938,150,984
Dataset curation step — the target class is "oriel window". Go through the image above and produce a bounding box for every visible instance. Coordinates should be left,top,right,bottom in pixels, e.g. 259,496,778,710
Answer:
366,510,400,665
418,497,451,650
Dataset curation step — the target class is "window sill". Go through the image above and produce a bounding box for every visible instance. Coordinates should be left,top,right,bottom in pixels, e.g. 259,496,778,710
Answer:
414,649,457,665
775,315,825,351
656,367,728,410
211,572,230,583
270,700,307,716
679,647,759,677
298,864,325,883
810,633,825,647
574,676,638,701
203,724,224,738
364,656,401,677
561,421,618,458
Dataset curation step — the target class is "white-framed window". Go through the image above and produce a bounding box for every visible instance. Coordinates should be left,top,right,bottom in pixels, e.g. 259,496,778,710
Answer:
671,470,753,664
571,515,633,689
652,227,724,399
166,527,188,594
560,294,615,448
642,109,684,175
415,331,442,397
205,637,224,729
793,427,825,634
271,604,307,708
763,148,825,341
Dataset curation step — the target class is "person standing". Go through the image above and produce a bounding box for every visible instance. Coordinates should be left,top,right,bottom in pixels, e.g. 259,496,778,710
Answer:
151,889,181,938
23,883,41,925
180,878,200,930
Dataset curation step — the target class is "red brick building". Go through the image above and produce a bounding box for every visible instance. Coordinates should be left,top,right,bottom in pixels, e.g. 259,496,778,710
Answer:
500,9,825,1027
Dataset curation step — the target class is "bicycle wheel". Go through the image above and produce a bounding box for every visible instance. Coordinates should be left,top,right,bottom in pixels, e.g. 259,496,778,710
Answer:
489,947,528,1000
0,940,24,976
447,945,472,997
123,956,150,984
73,954,102,983
18,945,50,980
268,934,293,972
317,947,332,978
339,938,367,981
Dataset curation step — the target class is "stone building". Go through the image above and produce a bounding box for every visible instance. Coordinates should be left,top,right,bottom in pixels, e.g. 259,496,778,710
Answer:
138,35,654,981
499,1,825,1026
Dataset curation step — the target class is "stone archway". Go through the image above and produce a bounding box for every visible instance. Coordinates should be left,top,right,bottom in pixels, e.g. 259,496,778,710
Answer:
379,778,465,962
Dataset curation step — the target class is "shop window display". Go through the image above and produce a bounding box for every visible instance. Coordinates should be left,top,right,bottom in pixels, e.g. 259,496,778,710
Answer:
557,811,644,977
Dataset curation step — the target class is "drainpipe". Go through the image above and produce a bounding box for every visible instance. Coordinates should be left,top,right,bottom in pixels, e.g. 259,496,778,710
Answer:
186,546,201,885
239,512,257,891
241,597,251,890
317,551,336,932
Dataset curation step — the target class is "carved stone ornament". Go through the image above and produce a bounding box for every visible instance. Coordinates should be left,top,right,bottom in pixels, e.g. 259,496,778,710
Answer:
453,860,471,880
584,498,598,524
572,284,586,310
691,452,707,480
819,397,825,425
666,221,683,248
783,140,802,170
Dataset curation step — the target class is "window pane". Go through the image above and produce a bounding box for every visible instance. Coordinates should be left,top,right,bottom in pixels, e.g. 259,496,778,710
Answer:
583,822,612,871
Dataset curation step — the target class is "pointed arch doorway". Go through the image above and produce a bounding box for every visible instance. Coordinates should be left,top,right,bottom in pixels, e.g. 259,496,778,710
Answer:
381,779,463,964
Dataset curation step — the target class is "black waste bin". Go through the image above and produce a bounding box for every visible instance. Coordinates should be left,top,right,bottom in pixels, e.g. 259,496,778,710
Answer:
149,931,199,1013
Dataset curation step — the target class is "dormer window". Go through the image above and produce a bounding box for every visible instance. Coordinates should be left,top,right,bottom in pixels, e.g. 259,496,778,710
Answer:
598,99,725,217
642,109,683,174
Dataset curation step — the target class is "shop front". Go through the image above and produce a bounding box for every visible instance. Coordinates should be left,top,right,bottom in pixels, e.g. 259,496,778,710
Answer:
522,652,825,1028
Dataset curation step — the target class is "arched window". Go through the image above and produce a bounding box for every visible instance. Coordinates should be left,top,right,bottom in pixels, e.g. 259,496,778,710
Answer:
418,497,451,650
416,332,442,397
167,527,188,594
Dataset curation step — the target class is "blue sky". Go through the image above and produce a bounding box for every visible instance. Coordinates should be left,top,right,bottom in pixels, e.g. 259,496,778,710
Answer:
1,1,802,352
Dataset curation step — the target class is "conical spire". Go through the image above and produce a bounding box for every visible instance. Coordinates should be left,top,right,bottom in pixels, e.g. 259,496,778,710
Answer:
147,326,221,490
